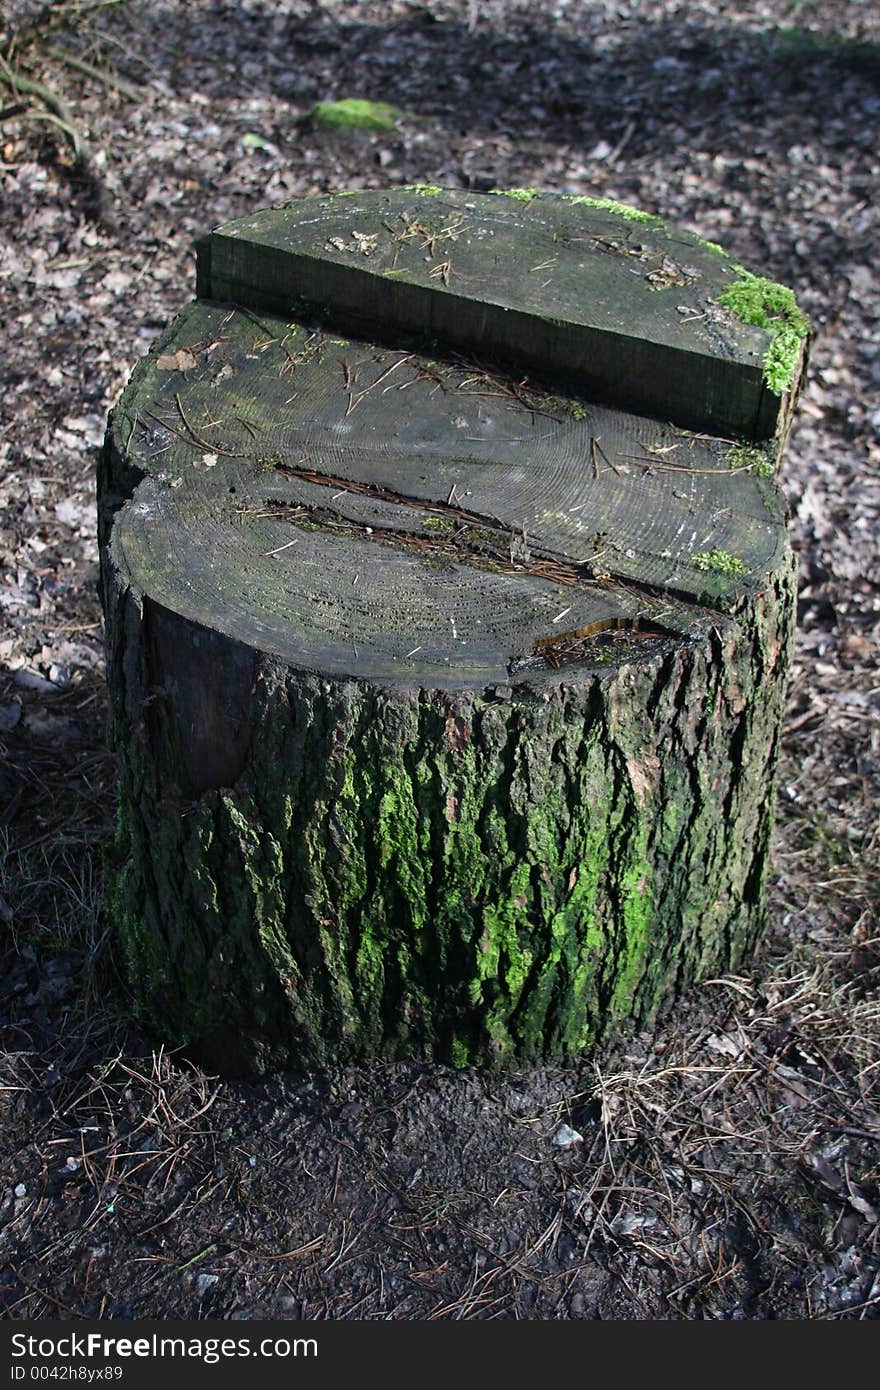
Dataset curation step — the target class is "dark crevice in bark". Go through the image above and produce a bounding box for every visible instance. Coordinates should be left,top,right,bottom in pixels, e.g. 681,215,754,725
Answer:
722,709,751,829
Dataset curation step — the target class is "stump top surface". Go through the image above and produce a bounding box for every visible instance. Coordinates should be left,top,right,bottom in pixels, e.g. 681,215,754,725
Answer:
108,295,788,689
197,188,806,440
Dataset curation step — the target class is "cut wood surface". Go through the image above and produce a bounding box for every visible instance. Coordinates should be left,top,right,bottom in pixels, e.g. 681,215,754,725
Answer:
107,300,785,692
99,192,800,1073
197,188,807,439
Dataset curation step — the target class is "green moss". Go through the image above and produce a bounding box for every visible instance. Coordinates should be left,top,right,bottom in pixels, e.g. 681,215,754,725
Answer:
537,392,589,420
310,99,404,132
108,798,207,1039
107,806,161,994
610,843,653,1018
225,800,297,989
115,874,165,1001
421,514,455,533
717,271,809,394
544,818,609,1051
458,526,491,543
478,860,534,999
693,548,745,575
405,184,444,197
490,187,542,202
376,768,427,924
726,443,774,477
561,195,662,225
692,234,727,255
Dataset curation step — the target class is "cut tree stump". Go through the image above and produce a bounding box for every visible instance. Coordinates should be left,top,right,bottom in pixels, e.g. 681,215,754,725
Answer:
99,189,807,1074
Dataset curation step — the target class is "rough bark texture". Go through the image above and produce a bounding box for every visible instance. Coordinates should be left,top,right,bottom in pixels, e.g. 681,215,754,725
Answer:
101,528,794,1074
98,191,803,1075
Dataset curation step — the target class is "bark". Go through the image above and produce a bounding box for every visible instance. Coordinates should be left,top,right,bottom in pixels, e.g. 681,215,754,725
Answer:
102,493,794,1073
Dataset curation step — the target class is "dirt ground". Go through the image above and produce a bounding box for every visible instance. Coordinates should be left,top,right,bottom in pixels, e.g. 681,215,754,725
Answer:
1,0,878,1320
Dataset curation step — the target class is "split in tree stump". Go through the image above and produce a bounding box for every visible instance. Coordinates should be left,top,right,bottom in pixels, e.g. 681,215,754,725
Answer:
99,189,807,1074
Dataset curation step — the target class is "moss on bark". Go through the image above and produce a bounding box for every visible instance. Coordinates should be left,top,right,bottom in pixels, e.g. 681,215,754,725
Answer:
104,540,795,1075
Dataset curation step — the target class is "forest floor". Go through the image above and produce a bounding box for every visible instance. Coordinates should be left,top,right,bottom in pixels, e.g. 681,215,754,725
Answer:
0,0,878,1320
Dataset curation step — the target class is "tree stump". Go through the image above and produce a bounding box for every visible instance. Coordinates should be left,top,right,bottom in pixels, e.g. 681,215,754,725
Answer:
99,189,807,1074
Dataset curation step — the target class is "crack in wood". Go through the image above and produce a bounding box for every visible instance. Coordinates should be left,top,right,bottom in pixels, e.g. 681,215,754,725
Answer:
273,459,516,537
269,459,706,623
267,463,691,672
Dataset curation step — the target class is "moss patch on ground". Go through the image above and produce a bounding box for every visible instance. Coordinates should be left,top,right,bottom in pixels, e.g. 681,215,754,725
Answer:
537,392,590,420
726,443,775,477
310,99,404,132
490,187,542,202
692,234,727,255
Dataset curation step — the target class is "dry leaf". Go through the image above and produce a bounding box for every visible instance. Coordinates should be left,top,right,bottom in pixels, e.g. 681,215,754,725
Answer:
805,1152,880,1223
156,349,197,372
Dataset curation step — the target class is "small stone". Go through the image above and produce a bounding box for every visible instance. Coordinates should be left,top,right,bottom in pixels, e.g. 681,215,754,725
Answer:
14,1183,26,1197
13,669,55,693
611,1210,657,1236
0,700,22,732
196,1273,219,1297
552,1123,583,1148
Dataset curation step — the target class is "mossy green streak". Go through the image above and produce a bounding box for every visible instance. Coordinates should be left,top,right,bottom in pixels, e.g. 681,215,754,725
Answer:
561,195,662,224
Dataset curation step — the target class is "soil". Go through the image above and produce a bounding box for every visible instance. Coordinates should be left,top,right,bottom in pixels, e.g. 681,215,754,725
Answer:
1,0,878,1321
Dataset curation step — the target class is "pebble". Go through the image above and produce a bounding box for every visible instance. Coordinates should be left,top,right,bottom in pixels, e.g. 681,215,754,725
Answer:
552,1123,583,1148
611,1210,658,1236
12,669,55,693
0,700,21,732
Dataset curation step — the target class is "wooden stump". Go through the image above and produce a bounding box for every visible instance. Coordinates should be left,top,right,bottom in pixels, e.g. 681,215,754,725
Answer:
99,189,806,1074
